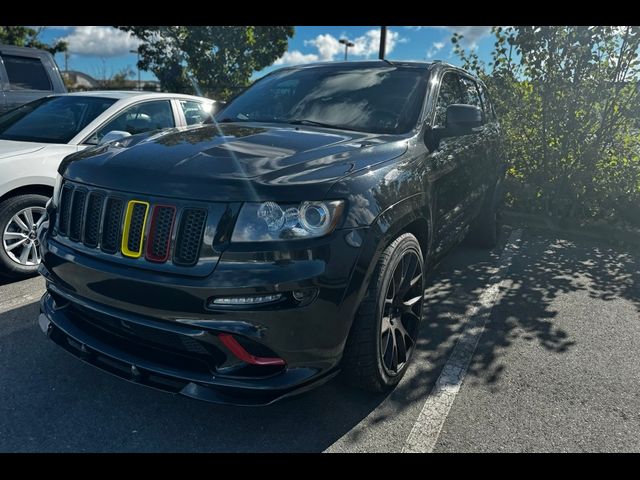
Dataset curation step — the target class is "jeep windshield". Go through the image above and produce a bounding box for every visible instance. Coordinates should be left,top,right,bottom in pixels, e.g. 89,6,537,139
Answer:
0,96,116,144
217,65,430,135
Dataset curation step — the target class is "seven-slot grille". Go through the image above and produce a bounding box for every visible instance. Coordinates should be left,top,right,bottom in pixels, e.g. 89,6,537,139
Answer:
55,182,208,266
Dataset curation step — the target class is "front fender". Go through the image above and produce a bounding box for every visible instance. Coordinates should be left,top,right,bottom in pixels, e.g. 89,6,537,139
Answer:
336,192,432,347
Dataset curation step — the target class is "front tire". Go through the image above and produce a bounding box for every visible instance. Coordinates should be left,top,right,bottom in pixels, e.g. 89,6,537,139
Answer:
0,194,49,279
342,233,425,392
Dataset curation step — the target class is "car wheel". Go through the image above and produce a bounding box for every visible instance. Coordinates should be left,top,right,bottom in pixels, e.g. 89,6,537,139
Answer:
342,232,425,392
0,194,49,280
467,181,502,249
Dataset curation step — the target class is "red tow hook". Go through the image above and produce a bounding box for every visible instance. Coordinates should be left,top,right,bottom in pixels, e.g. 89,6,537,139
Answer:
218,334,286,366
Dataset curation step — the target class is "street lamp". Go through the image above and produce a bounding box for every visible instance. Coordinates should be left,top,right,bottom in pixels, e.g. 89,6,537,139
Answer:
379,26,387,60
130,49,140,90
339,38,355,61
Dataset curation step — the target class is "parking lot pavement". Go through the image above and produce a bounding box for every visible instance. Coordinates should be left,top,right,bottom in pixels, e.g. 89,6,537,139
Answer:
1,225,638,452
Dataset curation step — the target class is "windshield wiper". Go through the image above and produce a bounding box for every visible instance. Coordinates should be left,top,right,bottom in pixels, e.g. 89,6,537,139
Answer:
288,119,346,130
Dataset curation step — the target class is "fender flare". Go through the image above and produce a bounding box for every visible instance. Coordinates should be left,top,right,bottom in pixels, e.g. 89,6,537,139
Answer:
338,192,433,336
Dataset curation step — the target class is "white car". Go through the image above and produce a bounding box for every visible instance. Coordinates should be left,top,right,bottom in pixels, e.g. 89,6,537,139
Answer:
0,91,218,278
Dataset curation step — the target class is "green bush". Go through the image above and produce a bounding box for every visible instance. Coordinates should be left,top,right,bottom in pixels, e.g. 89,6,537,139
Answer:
454,26,640,226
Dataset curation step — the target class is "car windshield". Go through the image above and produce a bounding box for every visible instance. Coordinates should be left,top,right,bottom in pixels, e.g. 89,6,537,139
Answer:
217,65,430,135
0,96,117,144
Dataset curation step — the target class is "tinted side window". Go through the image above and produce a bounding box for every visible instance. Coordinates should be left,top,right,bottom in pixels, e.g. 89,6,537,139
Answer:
88,100,175,144
434,73,465,126
1,55,52,91
460,76,482,109
179,100,213,125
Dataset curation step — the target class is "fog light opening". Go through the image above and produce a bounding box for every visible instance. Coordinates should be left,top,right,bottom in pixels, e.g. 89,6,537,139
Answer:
209,293,283,307
291,288,319,306
218,334,286,366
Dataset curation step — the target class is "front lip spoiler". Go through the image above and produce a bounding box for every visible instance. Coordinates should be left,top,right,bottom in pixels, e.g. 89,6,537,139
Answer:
39,293,339,406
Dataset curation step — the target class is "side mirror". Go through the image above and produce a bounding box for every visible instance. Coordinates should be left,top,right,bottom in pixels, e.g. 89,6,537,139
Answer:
446,104,483,130
424,104,484,151
98,130,131,146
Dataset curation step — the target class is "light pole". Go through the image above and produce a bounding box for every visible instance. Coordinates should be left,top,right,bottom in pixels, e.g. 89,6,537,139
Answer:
379,26,387,60
339,38,355,61
130,49,140,90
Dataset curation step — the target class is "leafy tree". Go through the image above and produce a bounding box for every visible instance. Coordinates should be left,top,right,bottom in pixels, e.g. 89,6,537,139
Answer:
0,26,67,54
100,67,135,90
115,26,294,99
453,26,640,225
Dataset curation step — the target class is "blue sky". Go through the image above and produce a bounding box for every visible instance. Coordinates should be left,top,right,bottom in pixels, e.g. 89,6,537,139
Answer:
39,26,495,82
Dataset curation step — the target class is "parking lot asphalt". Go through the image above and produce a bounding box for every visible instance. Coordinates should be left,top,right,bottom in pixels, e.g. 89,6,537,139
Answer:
1,224,639,452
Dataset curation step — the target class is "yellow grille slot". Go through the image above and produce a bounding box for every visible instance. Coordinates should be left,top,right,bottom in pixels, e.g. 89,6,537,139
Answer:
121,200,150,258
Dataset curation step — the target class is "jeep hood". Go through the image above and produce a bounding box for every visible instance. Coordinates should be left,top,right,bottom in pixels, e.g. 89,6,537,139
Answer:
59,123,408,202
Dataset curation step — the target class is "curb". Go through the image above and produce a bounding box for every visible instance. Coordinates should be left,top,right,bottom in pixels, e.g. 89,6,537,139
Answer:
503,210,640,252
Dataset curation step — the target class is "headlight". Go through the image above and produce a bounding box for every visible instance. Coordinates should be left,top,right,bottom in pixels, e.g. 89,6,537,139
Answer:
52,173,63,207
231,200,345,242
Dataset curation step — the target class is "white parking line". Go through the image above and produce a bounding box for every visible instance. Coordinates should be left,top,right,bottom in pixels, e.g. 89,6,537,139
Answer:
402,229,523,453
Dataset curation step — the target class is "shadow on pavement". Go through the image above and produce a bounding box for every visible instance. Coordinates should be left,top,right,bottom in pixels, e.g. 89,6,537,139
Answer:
0,273,38,287
395,227,640,408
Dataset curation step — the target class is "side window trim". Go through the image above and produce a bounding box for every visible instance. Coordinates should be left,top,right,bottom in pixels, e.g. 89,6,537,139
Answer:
172,98,187,127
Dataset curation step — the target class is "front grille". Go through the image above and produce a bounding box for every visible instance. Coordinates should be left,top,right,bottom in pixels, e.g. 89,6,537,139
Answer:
83,192,105,248
58,184,74,236
101,197,124,254
68,188,87,242
122,201,149,257
174,208,207,266
55,181,210,268
146,206,176,262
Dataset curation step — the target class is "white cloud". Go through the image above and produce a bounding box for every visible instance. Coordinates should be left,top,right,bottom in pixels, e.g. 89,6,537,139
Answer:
61,26,141,57
446,26,491,46
274,50,319,65
275,28,405,67
427,41,445,58
404,26,492,47
304,34,343,61
351,28,405,58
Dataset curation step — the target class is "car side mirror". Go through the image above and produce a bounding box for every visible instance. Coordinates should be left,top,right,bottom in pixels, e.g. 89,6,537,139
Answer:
425,104,484,151
98,130,131,146
446,104,483,131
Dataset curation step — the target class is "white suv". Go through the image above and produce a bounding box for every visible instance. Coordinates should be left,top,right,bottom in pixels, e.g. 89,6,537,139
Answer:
0,91,217,279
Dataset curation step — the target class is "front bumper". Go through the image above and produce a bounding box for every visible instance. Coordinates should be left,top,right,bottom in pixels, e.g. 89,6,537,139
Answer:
39,225,370,405
39,291,338,406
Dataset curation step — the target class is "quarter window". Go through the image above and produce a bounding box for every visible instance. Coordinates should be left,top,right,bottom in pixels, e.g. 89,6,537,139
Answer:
1,55,52,91
88,100,175,144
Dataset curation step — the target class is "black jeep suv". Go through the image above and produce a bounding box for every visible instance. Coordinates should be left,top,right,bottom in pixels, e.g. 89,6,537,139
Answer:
38,61,504,405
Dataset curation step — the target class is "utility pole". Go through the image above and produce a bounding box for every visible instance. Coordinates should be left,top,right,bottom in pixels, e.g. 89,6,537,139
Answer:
379,26,387,60
130,49,140,90
339,38,355,61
